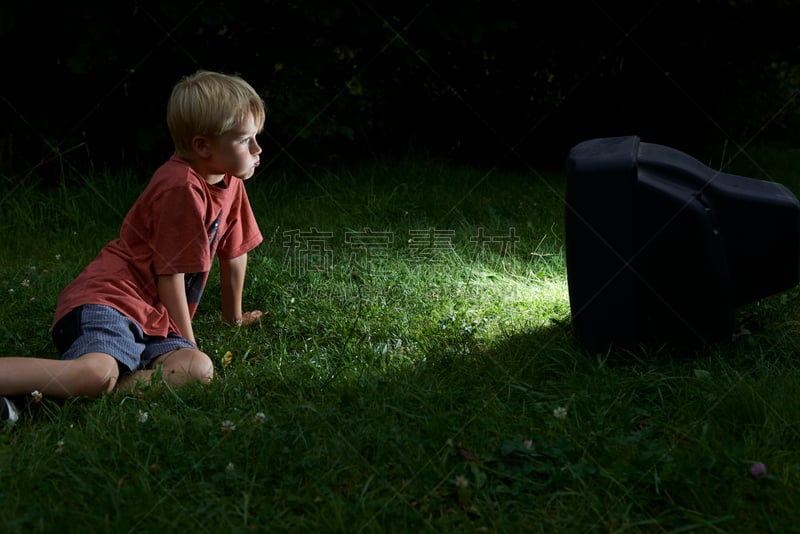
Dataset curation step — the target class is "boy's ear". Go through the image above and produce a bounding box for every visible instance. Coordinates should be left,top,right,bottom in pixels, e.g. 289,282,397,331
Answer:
190,135,213,159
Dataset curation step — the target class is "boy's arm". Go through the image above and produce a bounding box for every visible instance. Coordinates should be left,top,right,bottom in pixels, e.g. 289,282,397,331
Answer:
220,253,262,326
158,273,197,346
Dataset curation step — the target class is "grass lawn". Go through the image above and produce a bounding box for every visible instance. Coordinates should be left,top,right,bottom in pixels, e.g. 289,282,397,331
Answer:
2,151,800,532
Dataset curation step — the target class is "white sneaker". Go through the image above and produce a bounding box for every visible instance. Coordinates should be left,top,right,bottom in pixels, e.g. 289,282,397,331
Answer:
1,396,19,424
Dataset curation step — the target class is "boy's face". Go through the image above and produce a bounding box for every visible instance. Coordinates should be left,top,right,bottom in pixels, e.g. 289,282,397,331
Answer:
206,114,262,181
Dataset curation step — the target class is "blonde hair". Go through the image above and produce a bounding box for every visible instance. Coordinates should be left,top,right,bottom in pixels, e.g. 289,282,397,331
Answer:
166,70,266,159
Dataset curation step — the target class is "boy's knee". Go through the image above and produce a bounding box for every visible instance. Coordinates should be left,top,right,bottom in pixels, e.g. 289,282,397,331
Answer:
72,354,120,397
188,351,215,384
163,349,214,384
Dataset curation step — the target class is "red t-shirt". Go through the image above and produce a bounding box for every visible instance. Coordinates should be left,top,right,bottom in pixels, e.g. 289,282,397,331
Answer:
52,155,263,338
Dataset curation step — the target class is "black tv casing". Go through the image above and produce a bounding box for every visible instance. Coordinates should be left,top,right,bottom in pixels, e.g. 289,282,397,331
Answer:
565,135,800,353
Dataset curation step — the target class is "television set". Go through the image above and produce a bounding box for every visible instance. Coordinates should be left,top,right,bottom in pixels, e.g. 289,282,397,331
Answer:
564,135,800,353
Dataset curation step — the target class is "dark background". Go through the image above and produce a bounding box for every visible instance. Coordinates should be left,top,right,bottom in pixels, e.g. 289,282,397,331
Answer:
1,0,799,183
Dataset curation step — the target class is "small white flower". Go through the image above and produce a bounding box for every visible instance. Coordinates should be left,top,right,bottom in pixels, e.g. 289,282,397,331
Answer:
20,279,30,288
254,412,266,424
221,420,236,433
553,406,568,420
226,462,235,472
136,410,149,423
55,254,62,260
30,390,43,403
454,475,469,488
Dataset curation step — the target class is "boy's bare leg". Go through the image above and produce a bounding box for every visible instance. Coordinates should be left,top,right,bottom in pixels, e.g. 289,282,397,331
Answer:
0,353,120,398
116,348,214,392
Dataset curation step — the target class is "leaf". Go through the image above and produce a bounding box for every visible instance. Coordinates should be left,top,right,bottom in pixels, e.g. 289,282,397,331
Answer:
693,369,711,380
500,438,534,457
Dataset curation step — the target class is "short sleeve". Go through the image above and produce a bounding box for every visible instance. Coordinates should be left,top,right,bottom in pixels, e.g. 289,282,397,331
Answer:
217,181,263,260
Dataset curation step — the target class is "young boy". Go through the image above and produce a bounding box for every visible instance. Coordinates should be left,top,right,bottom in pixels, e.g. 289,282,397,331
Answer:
0,70,266,423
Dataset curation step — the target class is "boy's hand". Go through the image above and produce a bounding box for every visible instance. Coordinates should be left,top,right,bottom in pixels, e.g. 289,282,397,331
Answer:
226,310,263,327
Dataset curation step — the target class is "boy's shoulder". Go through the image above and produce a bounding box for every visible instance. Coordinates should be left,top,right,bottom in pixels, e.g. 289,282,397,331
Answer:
144,155,208,198
140,155,245,212
152,154,201,184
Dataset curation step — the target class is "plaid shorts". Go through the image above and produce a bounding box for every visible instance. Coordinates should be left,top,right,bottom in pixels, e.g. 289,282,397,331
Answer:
52,304,195,373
